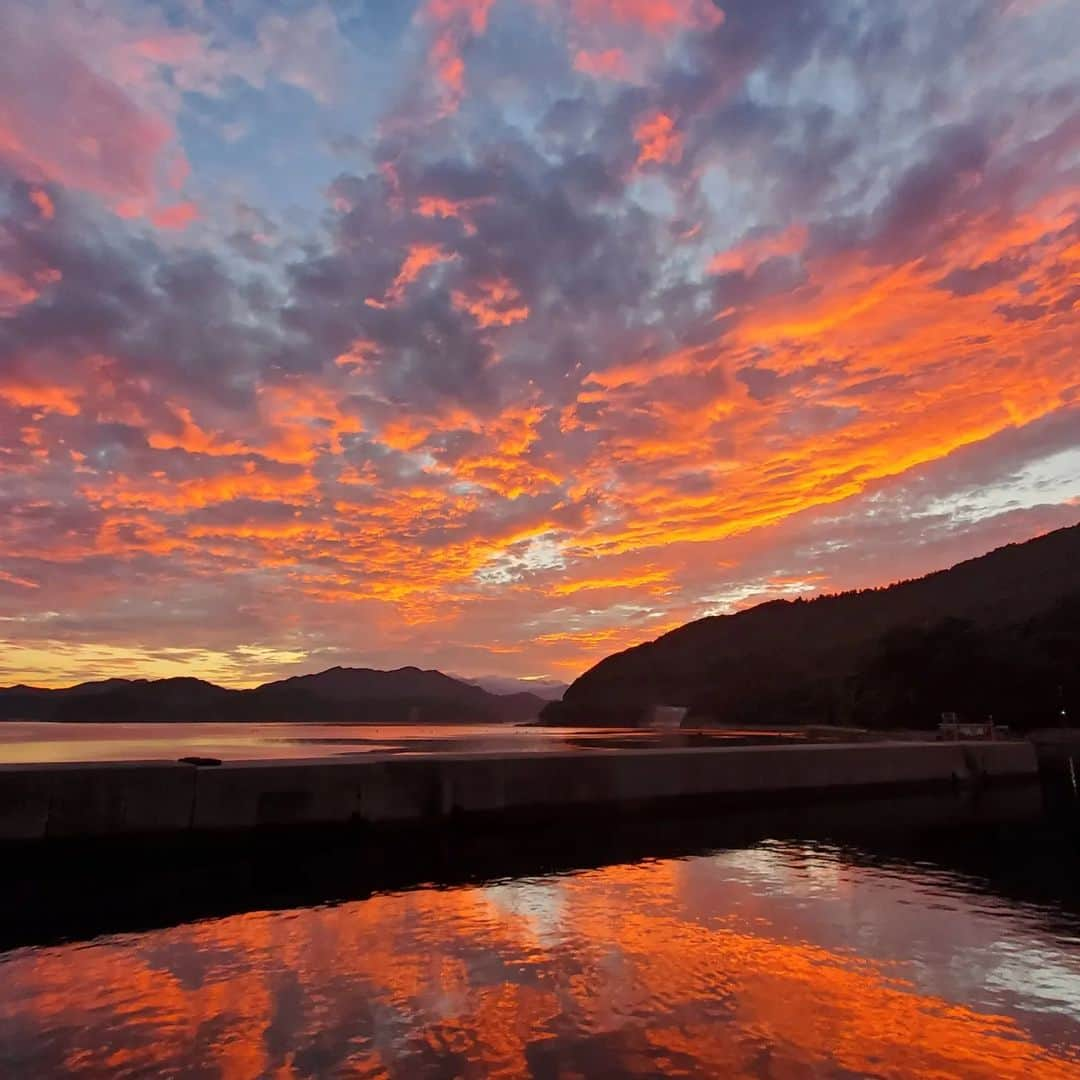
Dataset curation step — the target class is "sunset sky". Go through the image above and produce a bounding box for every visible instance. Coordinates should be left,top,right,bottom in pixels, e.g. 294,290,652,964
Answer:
0,0,1077,688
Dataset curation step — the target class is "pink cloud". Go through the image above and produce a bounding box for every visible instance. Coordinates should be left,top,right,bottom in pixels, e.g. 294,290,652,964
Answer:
0,569,39,590
0,3,352,228
0,268,61,317
574,48,634,80
0,45,172,207
420,0,497,113
568,0,723,32
709,225,809,274
151,201,200,231
0,7,188,224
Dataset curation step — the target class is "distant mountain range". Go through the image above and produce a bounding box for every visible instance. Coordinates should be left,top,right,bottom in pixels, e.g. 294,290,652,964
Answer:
0,666,546,725
459,675,568,700
542,522,1080,731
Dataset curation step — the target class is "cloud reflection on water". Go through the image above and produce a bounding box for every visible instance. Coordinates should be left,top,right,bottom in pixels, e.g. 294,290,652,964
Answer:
2,839,1079,1077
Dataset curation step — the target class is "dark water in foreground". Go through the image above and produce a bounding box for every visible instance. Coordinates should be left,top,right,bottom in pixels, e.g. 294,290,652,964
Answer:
2,793,1080,1078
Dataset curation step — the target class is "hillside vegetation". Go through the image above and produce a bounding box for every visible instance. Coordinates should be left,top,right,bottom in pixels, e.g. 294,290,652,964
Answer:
542,523,1080,731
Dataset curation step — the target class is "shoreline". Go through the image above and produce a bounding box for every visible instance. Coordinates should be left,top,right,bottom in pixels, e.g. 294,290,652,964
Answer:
0,740,1038,845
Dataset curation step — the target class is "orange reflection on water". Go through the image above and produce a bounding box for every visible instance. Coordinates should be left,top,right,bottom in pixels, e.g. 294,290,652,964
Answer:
3,845,1080,1078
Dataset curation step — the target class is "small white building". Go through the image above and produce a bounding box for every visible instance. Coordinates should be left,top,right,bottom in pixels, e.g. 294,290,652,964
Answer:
643,705,688,729
938,713,1009,740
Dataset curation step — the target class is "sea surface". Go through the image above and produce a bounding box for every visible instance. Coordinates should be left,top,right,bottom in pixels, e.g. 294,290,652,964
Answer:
2,804,1080,1077
0,720,804,764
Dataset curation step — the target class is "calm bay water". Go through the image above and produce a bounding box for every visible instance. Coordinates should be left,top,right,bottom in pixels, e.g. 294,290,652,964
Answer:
0,721,803,764
3,815,1080,1078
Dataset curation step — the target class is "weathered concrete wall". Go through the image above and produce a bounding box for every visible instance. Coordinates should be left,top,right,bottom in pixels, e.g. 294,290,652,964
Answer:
0,740,1038,841
0,761,196,841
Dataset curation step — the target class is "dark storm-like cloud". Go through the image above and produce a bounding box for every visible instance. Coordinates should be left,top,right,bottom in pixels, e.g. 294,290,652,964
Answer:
939,255,1029,297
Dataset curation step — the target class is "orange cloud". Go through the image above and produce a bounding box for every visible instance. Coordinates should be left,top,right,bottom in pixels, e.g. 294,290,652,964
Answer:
256,380,363,464
333,338,378,371
552,568,673,595
28,187,54,220
415,194,494,234
0,375,80,415
5,182,1077,681
369,244,456,307
635,110,682,166
3,1,1077,689
417,195,467,219
451,277,530,327
145,407,249,458
83,466,319,514
380,416,435,452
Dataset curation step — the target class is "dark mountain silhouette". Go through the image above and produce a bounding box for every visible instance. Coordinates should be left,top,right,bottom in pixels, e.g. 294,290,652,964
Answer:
266,665,491,703
542,522,1080,731
251,666,544,723
0,677,235,723
0,666,544,725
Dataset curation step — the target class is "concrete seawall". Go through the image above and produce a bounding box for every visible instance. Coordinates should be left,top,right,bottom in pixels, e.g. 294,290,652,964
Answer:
0,740,1038,842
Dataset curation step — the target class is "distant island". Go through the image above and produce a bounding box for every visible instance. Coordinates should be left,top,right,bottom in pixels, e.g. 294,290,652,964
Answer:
542,522,1080,732
0,666,547,725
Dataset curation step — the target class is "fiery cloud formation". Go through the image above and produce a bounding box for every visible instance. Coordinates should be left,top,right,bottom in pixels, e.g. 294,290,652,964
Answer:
635,111,683,166
0,0,1077,686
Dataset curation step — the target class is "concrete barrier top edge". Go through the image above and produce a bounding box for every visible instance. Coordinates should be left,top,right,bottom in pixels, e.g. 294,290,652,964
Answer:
0,759,198,774
0,739,1035,775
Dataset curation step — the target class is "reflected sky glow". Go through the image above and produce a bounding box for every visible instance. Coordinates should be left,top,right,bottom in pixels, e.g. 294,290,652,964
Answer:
0,720,802,764
2,840,1079,1077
